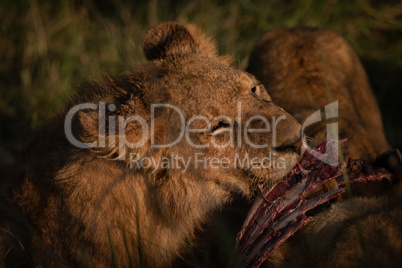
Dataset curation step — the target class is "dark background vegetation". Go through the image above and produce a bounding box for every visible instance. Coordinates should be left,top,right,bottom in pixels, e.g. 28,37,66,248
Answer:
1,0,401,156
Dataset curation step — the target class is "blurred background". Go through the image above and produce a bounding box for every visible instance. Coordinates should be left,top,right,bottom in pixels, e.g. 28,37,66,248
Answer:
1,0,401,157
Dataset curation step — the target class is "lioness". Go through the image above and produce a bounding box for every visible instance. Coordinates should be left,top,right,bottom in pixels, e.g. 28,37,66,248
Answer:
0,22,304,267
247,28,402,267
247,28,390,161
248,27,395,197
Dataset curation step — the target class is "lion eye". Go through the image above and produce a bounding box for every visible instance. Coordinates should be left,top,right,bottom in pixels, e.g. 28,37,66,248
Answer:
251,83,271,101
210,121,231,135
251,84,263,96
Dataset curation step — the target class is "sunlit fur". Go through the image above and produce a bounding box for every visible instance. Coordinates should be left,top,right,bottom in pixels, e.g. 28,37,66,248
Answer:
0,22,303,267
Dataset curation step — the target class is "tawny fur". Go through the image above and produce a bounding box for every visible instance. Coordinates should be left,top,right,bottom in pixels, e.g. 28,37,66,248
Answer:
0,22,303,267
247,28,402,267
247,28,390,160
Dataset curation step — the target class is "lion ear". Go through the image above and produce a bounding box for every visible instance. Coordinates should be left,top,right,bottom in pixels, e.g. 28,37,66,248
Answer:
142,22,220,61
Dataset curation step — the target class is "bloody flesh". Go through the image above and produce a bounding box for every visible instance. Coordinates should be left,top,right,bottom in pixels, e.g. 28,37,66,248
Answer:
229,139,392,268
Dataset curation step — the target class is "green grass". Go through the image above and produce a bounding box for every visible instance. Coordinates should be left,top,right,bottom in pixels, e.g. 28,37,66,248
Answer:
1,0,402,152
